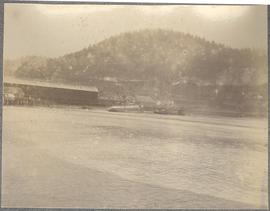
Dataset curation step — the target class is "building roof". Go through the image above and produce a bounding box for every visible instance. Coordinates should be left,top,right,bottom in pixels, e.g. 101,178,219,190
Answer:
4,78,98,93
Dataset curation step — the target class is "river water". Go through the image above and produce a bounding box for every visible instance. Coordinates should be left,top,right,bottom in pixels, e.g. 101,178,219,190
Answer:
2,106,268,208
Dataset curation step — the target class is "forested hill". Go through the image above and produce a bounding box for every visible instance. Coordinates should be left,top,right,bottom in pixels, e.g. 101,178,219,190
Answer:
14,29,267,86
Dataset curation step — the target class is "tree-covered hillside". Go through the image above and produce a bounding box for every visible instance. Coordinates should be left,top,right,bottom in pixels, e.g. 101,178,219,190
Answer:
14,29,267,86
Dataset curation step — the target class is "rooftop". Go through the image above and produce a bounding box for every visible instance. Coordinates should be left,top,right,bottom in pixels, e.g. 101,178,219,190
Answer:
4,78,98,93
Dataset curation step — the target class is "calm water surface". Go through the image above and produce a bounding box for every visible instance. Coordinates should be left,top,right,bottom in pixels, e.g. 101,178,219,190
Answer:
3,106,268,208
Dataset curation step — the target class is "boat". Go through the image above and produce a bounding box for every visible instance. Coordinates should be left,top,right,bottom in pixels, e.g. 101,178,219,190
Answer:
108,105,141,112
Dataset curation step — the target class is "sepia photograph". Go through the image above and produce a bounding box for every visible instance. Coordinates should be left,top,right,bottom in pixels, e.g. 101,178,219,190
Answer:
2,2,268,209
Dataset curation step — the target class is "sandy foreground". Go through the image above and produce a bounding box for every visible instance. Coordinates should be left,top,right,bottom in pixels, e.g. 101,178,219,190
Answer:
2,106,268,208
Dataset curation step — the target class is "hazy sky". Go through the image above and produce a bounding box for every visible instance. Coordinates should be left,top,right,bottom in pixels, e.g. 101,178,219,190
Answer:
4,3,267,60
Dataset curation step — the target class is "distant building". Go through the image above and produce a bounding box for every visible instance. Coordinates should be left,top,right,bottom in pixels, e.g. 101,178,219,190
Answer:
4,78,98,106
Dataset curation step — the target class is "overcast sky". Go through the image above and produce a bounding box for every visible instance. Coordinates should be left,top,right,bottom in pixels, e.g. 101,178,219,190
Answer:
4,3,267,60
